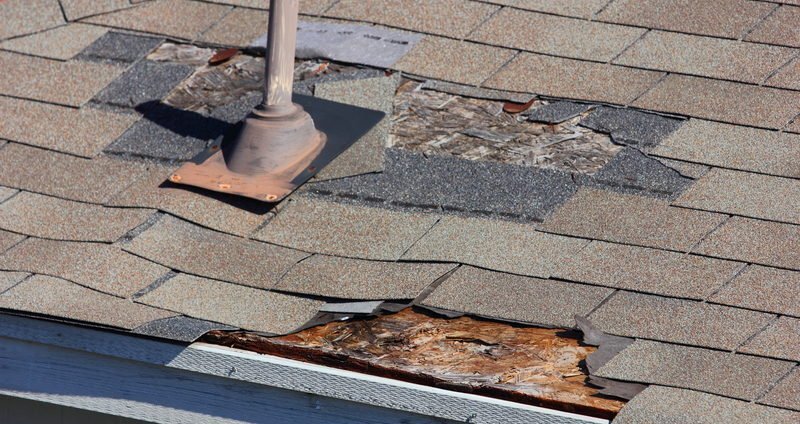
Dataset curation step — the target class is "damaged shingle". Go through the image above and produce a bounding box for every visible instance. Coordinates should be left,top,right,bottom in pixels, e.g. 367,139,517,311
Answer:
77,31,164,64
307,148,579,221
133,315,236,342
584,147,693,198
579,106,685,149
93,60,195,108
526,101,595,124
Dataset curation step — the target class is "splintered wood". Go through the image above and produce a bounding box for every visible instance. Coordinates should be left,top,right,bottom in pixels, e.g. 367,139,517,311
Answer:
202,308,625,419
390,82,621,175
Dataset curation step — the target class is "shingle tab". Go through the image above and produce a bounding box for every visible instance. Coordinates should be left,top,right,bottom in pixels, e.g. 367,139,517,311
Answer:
254,198,439,261
597,0,772,39
614,31,795,84
421,266,612,328
85,0,232,40
197,7,268,47
710,265,800,316
485,0,607,19
0,144,150,204
0,275,175,329
124,215,307,289
746,5,800,47
674,168,800,224
740,317,800,361
0,0,64,40
694,217,800,270
578,106,685,149
0,230,24,254
470,8,644,62
767,57,800,91
0,24,108,61
325,0,498,38
0,51,123,107
761,368,800,412
76,31,164,64
590,291,775,350
394,37,516,86
652,119,800,178
106,165,269,237
132,315,235,342
633,75,800,129
404,215,587,278
587,147,692,198
596,340,794,400
93,60,194,108
275,255,455,300
0,238,169,298
484,53,663,105
0,96,138,158
541,188,726,252
60,0,132,20
614,386,800,424
0,271,28,294
0,192,153,242
554,241,742,300
136,274,324,334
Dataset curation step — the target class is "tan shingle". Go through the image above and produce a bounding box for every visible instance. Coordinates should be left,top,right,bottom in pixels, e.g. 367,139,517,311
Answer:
0,24,108,61
484,53,663,105
0,0,64,40
674,168,800,224
694,217,800,270
85,0,231,40
739,317,800,361
766,57,800,90
652,119,800,178
633,75,800,129
197,7,268,47
542,188,726,252
470,8,644,61
394,37,516,86
614,31,795,84
746,5,800,47
325,0,497,38
484,0,607,19
60,0,131,20
711,265,800,316
761,368,800,411
597,0,773,39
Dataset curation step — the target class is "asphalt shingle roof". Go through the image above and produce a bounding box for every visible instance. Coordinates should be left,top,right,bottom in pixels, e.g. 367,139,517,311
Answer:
2,1,799,420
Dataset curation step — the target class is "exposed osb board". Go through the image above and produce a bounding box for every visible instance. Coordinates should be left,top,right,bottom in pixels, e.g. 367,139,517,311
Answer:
389,82,620,175
202,308,625,419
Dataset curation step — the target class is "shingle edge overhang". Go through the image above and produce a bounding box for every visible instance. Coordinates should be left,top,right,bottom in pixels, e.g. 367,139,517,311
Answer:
0,313,607,424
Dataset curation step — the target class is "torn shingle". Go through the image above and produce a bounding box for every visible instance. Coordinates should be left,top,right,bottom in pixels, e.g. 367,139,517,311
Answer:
0,271,29,294
652,119,800,179
0,96,138,158
135,274,324,334
93,60,194,108
541,188,727,252
596,340,794,400
254,198,439,261
0,24,108,61
403,215,587,278
761,368,800,412
312,74,397,180
710,265,800,317
420,266,613,329
589,291,775,350
275,255,456,300
739,317,800,362
470,8,645,62
586,147,692,198
0,143,150,204
578,106,685,149
0,275,175,329
525,101,594,124
84,0,232,41
0,51,123,107
106,164,270,237
676,168,800,224
654,158,710,179
123,215,307,289
0,192,153,242
613,386,800,424
553,241,742,300
77,31,164,64
309,149,579,221
132,315,236,342
0,238,170,298
693,217,800,270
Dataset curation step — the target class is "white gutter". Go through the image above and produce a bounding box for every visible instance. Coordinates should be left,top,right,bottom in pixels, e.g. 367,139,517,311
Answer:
0,314,607,424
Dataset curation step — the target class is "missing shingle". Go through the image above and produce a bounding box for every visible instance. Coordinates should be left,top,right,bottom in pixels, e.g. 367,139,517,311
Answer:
201,308,626,420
